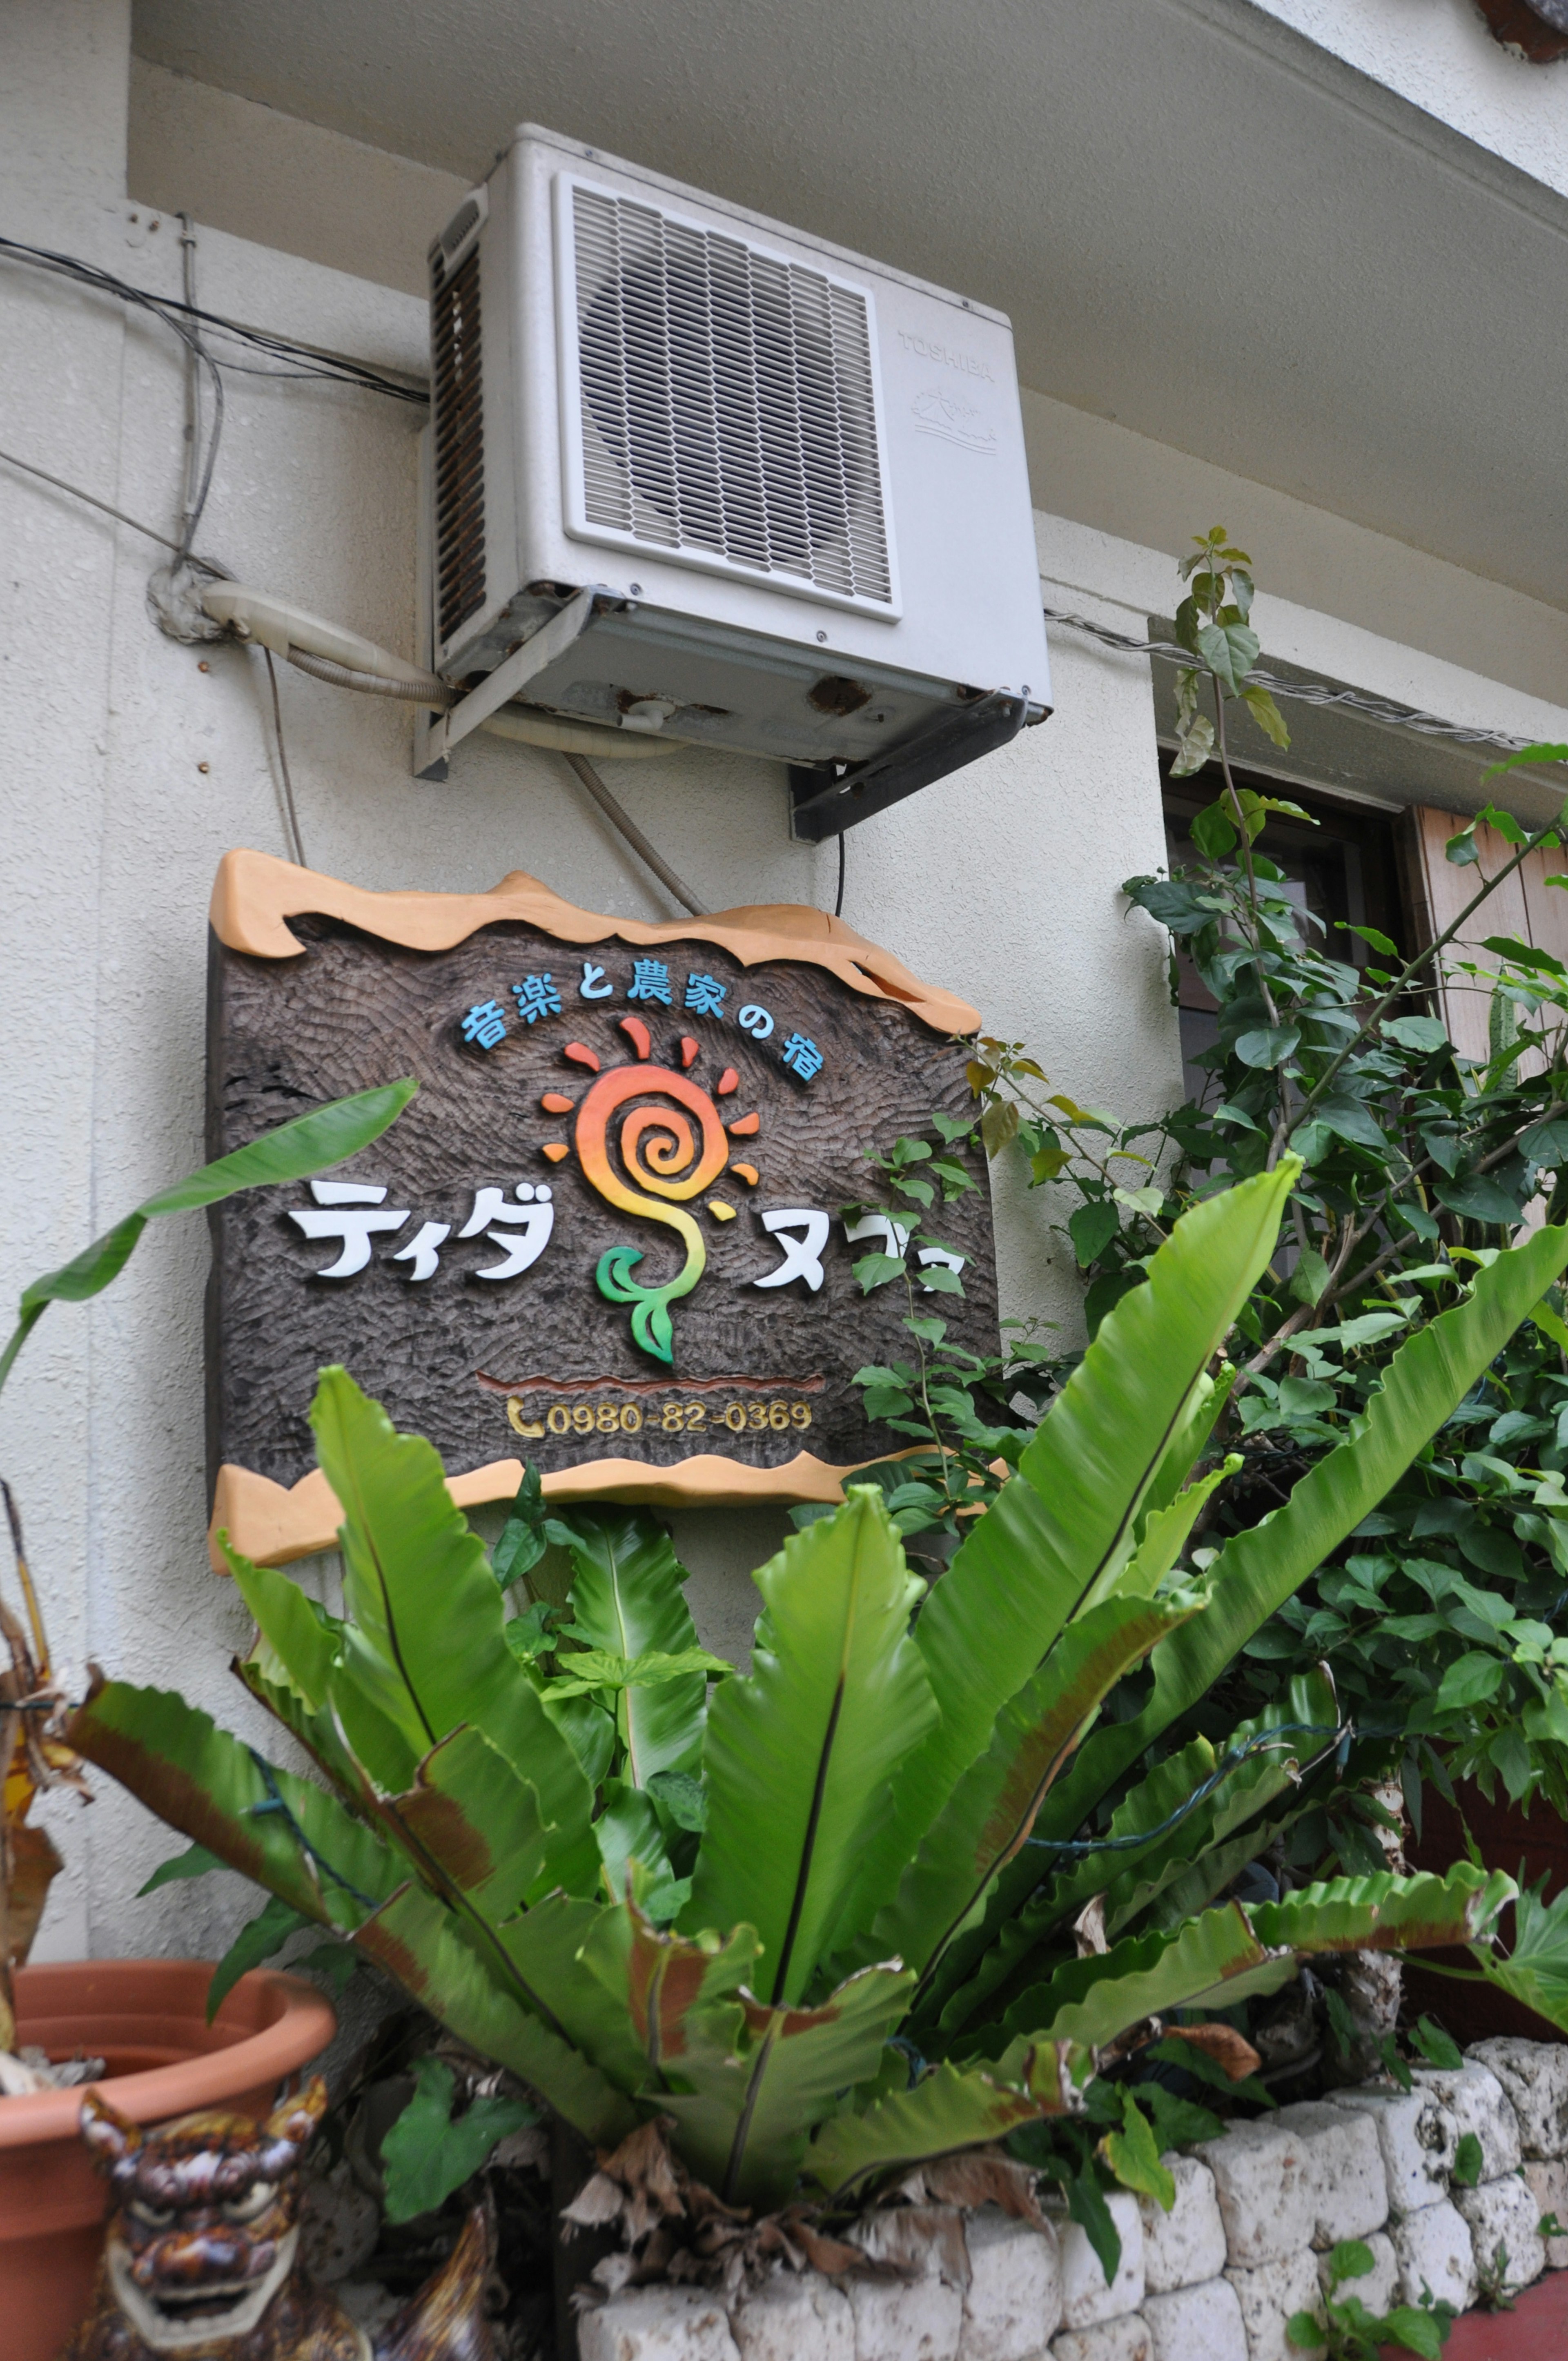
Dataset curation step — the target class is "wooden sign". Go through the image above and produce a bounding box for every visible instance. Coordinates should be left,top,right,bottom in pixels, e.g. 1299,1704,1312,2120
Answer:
205,853,998,1565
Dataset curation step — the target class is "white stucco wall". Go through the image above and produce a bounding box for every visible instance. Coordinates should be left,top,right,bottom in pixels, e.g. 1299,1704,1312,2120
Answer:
3,0,1567,1970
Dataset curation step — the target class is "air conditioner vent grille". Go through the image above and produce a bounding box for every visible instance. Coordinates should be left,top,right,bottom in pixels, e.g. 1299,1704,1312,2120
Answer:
570,186,892,604
431,242,486,645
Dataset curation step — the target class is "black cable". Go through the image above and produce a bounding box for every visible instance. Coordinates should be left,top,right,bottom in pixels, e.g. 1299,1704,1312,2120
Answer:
0,236,426,408
263,649,308,869
834,829,846,918
1025,1722,1343,1861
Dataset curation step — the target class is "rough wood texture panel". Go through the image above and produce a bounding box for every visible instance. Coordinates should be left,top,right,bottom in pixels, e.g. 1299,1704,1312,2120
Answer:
207,908,998,1500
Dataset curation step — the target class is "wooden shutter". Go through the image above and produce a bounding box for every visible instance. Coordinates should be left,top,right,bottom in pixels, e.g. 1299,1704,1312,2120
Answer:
1406,809,1568,1070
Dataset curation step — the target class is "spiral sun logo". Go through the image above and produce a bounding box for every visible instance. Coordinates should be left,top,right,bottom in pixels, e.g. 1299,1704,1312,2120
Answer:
538,1016,763,1364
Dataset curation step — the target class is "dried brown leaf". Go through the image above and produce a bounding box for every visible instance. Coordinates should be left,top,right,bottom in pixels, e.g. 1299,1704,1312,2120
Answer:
922,2147,1045,2229
1160,2022,1262,2081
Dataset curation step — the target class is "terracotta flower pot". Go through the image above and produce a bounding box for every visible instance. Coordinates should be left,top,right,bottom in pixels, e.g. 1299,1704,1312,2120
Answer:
0,1959,336,2361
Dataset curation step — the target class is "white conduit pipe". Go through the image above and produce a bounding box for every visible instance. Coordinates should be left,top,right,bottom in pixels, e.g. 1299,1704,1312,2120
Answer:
198,584,679,758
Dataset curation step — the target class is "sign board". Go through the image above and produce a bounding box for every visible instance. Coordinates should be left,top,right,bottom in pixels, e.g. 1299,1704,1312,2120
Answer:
205,853,998,1565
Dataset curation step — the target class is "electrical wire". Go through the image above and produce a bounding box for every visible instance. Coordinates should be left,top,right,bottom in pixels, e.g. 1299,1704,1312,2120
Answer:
1043,604,1561,761
561,752,708,916
1024,1722,1344,1861
263,648,308,870
0,234,426,408
835,829,846,918
285,647,452,705
0,440,229,573
172,213,221,561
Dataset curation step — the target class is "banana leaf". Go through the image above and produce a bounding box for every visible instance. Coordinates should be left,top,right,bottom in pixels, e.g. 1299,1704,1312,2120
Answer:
877,1167,1297,1919
353,1880,635,2144
310,1369,597,1887
67,1675,400,1931
660,1964,914,2207
803,2052,1079,2201
560,1509,708,1783
685,1490,935,2005
956,1227,1568,1982
0,1080,416,1395
868,1593,1204,1989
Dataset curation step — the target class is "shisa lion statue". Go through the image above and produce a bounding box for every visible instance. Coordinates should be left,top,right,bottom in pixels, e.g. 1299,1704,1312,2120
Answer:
61,2078,494,2361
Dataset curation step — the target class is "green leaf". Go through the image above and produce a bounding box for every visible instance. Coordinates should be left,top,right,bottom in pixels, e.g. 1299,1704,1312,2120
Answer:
1016,1225,1568,1919
388,1724,562,1915
381,2053,535,2223
876,1167,1298,1926
1410,2014,1463,2069
558,1508,708,1783
226,1545,336,1711
1481,745,1568,781
647,1769,707,1832
207,1895,310,2021
855,1252,908,1293
871,1594,1203,1986
803,2054,1077,2201
1242,684,1290,749
1383,1016,1449,1054
493,1465,548,1588
1452,2130,1484,2188
1190,800,1238,859
1435,1653,1507,1710
137,1842,222,1895
980,1902,1294,2057
686,1489,935,2004
1196,620,1261,695
579,1900,757,2092
1069,1201,1121,1267
1477,1874,1568,2030
67,1675,401,1932
140,1080,419,1215
1437,1174,1526,1227
1379,2309,1446,2359
310,1370,596,1888
355,1880,635,2144
1249,1864,1514,1955
1290,1250,1331,1308
1067,2163,1124,2290
1446,826,1480,868
665,1965,915,2207
1235,1026,1301,1070
1103,2087,1175,2210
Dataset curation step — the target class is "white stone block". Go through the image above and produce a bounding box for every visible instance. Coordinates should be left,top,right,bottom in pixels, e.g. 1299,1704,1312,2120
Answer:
1521,2158,1568,2269
1316,2230,1398,2317
732,2271,855,2361
961,2209,1062,2360
1046,2192,1145,2328
1268,2100,1387,2247
1469,2038,1568,2161
1409,2062,1521,2179
1141,2276,1247,2361
1388,2199,1476,2312
1138,2156,1226,2294
1327,2086,1455,2212
1453,2172,1546,2295
846,2271,963,2361
1049,2319,1152,2361
579,2287,741,2361
1223,2251,1324,2361
1190,2118,1316,2267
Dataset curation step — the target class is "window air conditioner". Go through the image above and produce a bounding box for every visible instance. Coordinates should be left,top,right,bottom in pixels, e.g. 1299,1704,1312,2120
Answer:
418,124,1049,838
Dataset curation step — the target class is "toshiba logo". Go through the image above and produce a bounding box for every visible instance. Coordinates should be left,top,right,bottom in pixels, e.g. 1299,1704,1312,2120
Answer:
897,330,994,381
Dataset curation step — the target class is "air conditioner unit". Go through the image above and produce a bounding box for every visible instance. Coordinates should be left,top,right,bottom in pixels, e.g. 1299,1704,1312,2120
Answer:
417,124,1049,838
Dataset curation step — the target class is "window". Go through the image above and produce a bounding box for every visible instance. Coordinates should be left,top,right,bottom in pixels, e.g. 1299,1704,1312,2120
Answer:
1161,762,1411,1107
